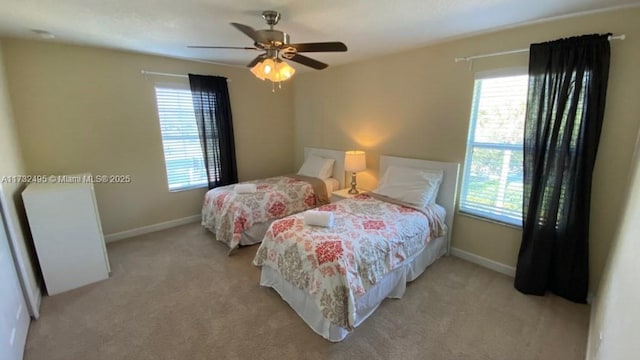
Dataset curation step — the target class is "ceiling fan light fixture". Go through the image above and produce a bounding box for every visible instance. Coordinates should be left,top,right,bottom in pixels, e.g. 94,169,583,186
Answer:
250,57,295,83
274,59,295,81
250,58,273,80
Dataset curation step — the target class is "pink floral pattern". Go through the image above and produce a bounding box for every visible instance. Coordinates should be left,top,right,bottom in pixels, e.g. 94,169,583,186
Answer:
202,176,321,250
363,220,386,230
304,194,316,207
315,241,344,265
253,194,446,329
233,217,247,234
215,193,228,210
271,218,296,238
321,204,337,211
268,201,287,217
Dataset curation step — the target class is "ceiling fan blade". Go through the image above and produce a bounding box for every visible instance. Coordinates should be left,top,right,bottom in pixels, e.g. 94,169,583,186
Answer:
188,46,259,50
287,54,328,70
247,55,265,68
288,42,348,53
230,22,260,42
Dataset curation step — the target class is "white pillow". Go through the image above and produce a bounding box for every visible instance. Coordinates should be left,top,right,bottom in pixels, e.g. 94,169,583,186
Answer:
374,165,443,208
297,155,335,180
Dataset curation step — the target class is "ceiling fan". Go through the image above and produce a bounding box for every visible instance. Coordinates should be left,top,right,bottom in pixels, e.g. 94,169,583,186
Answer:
188,10,348,81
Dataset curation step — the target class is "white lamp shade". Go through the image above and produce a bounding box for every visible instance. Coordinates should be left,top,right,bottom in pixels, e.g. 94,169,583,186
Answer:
344,151,366,172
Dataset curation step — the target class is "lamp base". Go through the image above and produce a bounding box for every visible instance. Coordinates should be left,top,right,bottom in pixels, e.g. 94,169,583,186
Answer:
348,172,359,194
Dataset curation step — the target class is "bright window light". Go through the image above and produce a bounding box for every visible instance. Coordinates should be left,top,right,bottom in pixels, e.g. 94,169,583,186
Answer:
460,72,529,226
154,86,207,191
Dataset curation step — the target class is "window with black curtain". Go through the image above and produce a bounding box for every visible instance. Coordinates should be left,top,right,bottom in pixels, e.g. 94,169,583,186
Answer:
515,34,611,303
188,74,238,189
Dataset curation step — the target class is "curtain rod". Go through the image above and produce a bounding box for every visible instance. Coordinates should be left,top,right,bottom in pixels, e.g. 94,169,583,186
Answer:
141,70,187,78
140,70,231,81
454,34,626,63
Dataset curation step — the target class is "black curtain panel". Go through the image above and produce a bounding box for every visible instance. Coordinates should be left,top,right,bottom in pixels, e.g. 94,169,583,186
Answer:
188,74,238,189
514,34,611,303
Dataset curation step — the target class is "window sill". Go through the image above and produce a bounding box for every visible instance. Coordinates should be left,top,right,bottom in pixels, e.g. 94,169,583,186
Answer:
457,211,523,231
169,184,208,192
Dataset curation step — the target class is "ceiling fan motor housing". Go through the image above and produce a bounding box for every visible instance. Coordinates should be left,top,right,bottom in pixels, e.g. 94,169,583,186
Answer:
254,29,290,49
192,10,346,71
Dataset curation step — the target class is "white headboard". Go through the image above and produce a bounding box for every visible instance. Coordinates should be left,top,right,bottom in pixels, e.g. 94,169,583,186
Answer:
379,155,460,253
303,147,346,189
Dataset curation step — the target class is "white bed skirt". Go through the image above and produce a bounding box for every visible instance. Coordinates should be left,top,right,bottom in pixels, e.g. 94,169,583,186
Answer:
259,235,448,342
239,221,271,246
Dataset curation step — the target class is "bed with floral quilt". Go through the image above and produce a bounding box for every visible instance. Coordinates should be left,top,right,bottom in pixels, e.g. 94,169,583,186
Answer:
201,147,346,253
202,175,332,252
252,156,460,341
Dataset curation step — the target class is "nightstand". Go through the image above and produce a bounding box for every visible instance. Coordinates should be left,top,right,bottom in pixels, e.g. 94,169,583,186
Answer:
331,188,364,202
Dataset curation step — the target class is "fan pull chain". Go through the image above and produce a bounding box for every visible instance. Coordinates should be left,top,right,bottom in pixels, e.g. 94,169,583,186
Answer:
270,81,284,93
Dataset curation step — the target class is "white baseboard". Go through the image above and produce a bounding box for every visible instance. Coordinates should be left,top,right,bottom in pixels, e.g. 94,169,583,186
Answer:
450,247,516,277
104,214,201,243
450,248,598,301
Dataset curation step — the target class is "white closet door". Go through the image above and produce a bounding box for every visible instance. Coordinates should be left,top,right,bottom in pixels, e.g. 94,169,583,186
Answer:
0,210,29,360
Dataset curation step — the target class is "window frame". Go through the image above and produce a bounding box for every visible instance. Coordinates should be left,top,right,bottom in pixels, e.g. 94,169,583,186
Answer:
153,82,208,192
459,67,528,227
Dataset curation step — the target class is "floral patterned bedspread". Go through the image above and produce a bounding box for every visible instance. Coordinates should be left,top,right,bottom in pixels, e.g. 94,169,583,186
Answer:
252,193,446,329
202,176,326,251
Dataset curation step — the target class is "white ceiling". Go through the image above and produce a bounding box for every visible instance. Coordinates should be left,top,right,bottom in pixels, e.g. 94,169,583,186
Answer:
0,0,637,72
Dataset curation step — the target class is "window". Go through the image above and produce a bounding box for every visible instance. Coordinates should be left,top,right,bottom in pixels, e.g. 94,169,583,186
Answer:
154,85,207,191
460,71,528,226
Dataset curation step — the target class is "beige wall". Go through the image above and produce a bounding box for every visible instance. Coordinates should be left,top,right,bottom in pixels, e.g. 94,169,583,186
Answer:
1,39,294,235
293,7,640,290
587,129,640,359
0,40,41,316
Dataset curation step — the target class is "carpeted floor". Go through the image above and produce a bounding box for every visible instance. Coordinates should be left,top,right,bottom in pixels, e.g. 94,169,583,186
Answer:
24,222,589,360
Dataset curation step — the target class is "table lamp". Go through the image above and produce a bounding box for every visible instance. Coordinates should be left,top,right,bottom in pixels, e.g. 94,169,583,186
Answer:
344,150,366,194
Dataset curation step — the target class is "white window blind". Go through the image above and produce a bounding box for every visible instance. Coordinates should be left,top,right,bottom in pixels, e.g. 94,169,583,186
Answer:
154,86,207,191
460,73,529,226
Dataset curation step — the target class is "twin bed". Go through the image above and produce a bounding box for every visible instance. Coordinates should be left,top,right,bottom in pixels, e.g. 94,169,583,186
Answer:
201,147,345,251
201,149,460,341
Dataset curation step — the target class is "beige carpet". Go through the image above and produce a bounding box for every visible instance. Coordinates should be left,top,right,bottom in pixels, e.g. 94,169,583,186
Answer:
24,223,589,360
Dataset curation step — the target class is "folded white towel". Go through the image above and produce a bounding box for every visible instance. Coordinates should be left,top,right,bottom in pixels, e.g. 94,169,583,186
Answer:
235,183,257,193
303,210,334,228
